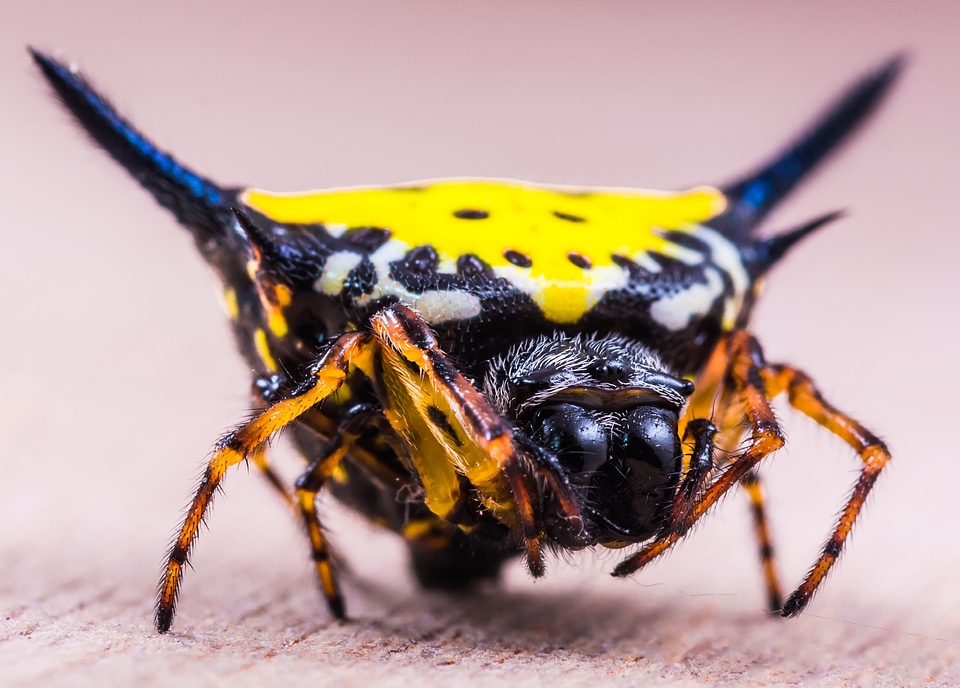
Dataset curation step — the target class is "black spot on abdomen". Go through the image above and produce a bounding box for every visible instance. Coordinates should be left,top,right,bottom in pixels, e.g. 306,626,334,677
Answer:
343,226,391,252
454,209,489,220
504,250,532,268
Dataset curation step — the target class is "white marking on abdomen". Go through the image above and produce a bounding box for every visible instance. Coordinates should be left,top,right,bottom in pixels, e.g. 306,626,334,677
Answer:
347,239,485,324
324,222,348,238
649,267,724,331
653,236,706,266
413,290,482,322
690,225,750,329
630,252,663,273
315,251,363,295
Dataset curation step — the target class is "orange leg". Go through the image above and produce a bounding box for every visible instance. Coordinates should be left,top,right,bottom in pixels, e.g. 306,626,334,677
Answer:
295,435,349,619
762,363,890,616
296,407,409,491
613,331,888,618
680,343,786,611
248,374,406,513
613,331,785,577
296,403,395,619
157,302,583,632
155,332,370,633
246,375,303,514
245,444,295,513
740,470,785,613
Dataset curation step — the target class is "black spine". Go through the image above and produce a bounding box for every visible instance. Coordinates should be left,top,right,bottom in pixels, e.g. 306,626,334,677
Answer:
30,48,232,245
712,55,904,240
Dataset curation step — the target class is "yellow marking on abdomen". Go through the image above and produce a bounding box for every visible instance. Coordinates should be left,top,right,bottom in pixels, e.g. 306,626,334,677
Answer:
253,328,279,373
222,287,239,320
267,310,288,338
243,179,726,323
257,284,292,338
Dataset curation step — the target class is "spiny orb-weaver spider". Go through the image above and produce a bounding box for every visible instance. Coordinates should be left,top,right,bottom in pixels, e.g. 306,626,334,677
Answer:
32,48,895,632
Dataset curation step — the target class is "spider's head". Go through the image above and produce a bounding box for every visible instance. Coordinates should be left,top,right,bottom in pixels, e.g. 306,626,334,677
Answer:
484,333,693,548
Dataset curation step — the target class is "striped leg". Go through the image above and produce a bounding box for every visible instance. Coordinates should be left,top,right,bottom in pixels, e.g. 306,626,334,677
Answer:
155,332,371,633
613,331,785,578
740,470,785,613
295,407,409,490
613,331,888,618
762,364,890,617
294,404,383,619
245,375,300,514
248,444,296,513
675,340,786,611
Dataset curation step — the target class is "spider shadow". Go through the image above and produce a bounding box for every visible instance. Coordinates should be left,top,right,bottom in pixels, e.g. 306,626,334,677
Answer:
330,568,772,662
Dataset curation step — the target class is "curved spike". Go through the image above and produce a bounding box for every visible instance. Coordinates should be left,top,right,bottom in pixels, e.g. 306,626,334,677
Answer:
712,55,905,240
30,48,233,246
744,210,844,277
230,208,327,286
230,207,281,264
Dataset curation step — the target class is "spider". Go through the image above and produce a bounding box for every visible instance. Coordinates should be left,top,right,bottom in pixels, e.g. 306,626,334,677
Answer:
32,48,895,632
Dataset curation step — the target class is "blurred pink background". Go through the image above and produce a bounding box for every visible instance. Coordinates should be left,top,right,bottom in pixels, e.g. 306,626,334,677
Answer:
3,2,959,685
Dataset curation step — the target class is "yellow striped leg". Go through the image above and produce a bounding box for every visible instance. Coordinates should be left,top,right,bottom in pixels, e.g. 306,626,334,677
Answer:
155,332,369,633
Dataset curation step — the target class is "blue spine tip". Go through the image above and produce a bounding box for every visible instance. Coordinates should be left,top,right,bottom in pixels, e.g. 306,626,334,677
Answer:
713,54,904,240
31,48,226,238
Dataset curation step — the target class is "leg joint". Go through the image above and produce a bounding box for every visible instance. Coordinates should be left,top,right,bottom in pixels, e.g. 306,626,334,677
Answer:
753,422,786,454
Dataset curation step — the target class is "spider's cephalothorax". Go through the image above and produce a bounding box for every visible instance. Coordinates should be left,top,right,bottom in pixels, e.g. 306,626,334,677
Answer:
33,48,896,632
483,332,695,547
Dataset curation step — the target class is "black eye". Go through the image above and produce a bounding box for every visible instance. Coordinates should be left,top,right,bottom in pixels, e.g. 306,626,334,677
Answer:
513,369,579,398
586,405,681,542
531,404,607,481
587,356,631,381
620,405,681,477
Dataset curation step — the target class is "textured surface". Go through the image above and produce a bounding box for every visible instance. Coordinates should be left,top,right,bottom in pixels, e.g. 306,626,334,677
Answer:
4,1,960,686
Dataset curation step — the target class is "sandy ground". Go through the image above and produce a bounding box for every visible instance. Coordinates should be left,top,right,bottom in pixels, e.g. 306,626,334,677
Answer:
3,2,960,686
